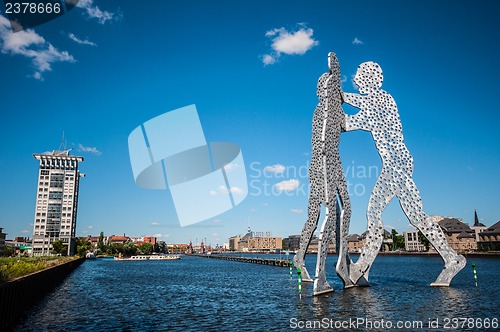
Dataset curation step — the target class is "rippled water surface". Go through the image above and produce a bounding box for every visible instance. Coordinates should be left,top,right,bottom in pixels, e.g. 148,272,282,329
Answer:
14,255,500,331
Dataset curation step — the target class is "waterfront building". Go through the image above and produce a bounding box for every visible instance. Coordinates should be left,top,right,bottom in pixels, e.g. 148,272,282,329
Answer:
283,235,301,252
84,236,100,248
143,236,157,246
347,234,364,252
477,221,500,251
236,226,282,252
438,218,477,252
247,236,282,252
0,227,6,254
403,230,426,252
470,209,488,242
108,235,130,244
357,229,393,251
32,149,85,256
229,235,242,251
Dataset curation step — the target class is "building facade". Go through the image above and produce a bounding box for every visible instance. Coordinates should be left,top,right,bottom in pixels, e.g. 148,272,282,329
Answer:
477,221,500,251
247,236,282,252
229,235,242,251
32,149,84,256
347,234,364,252
403,230,426,252
438,218,477,253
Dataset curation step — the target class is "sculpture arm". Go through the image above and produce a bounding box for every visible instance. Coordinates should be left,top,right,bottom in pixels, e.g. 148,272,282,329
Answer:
343,93,371,132
343,92,363,109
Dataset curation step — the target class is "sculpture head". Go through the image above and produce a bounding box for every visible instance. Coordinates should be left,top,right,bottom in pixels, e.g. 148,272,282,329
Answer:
328,52,340,78
353,61,383,94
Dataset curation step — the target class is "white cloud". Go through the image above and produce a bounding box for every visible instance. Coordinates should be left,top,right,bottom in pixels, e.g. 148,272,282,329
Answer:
385,224,395,230
352,37,364,45
21,229,29,233
153,233,162,238
151,221,159,225
77,0,117,24
209,190,217,196
212,219,221,223
218,185,244,195
262,24,318,65
88,225,93,229
275,179,300,192
0,15,75,80
77,144,102,155
341,75,347,84
68,33,97,47
262,54,276,65
264,164,286,174
290,209,304,214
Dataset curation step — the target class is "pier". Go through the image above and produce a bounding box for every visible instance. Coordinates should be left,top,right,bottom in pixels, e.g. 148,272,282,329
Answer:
188,254,291,267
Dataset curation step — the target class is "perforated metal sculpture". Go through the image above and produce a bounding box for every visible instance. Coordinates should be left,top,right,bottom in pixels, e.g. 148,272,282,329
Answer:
343,61,466,286
293,52,353,295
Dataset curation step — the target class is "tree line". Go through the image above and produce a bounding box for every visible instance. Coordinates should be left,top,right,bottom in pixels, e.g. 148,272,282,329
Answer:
51,231,168,257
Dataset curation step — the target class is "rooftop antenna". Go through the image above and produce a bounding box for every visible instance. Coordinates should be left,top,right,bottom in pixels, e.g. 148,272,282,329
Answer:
58,131,66,151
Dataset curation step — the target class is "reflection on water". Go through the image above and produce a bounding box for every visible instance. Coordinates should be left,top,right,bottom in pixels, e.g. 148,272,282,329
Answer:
13,255,500,331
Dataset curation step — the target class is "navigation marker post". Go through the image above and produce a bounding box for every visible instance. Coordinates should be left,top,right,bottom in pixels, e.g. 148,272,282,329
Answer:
472,262,478,287
297,267,302,299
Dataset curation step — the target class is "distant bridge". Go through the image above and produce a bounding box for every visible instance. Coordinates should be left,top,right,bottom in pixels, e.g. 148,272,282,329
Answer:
188,254,291,267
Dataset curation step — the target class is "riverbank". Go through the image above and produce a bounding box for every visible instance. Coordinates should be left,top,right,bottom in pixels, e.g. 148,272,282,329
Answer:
0,256,85,330
0,256,79,283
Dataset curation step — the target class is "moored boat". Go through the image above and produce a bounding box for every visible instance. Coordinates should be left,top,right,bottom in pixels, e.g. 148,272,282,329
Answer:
114,254,180,261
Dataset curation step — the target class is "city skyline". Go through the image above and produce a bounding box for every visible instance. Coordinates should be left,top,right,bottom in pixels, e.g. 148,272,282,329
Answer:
1,0,499,246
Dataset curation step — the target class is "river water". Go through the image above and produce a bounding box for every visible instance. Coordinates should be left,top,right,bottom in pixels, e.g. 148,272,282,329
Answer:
13,254,500,331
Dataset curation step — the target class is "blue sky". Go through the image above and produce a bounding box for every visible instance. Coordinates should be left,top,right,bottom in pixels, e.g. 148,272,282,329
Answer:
0,0,499,246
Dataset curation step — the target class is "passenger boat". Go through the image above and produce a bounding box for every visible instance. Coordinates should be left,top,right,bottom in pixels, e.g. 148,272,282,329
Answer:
114,254,180,261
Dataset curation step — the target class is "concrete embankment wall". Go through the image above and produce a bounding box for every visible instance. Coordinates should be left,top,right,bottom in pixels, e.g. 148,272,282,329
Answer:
0,257,85,330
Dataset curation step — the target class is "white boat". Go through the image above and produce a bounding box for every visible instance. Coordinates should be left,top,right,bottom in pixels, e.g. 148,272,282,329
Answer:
114,254,180,261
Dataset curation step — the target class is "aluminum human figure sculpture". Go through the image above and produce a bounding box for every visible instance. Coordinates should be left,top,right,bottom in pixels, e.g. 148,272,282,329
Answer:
293,52,353,295
343,61,466,286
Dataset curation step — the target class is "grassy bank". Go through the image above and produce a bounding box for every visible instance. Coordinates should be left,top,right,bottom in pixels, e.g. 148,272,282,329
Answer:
0,256,78,283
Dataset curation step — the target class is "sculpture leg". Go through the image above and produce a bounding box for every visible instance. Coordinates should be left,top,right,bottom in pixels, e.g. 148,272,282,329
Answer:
313,204,335,295
398,178,466,286
335,177,354,288
293,193,321,282
349,176,395,285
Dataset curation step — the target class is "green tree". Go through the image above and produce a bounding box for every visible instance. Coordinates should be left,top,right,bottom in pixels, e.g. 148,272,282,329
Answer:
157,241,167,254
123,241,138,257
139,242,153,254
390,229,405,250
98,231,105,251
4,246,13,256
109,243,124,255
74,237,92,257
418,231,430,251
52,240,67,256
